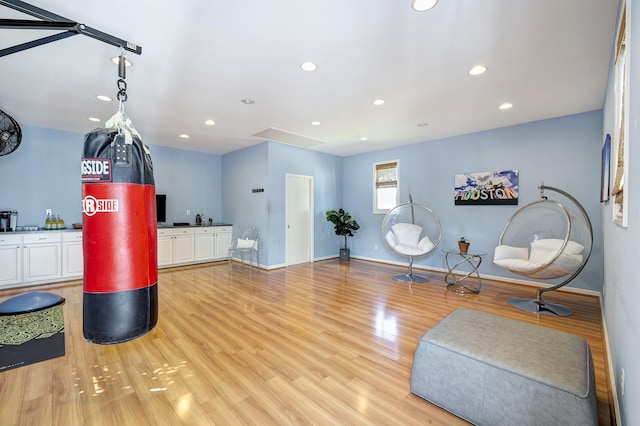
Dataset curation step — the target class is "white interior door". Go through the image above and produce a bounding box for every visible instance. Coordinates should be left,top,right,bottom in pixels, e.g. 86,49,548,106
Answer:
286,174,313,265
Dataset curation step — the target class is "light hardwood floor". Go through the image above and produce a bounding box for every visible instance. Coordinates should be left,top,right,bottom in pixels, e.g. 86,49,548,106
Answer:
0,260,612,425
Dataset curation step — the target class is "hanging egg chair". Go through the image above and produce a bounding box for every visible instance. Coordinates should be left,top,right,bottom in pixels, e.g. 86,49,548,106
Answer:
493,184,593,316
382,196,442,287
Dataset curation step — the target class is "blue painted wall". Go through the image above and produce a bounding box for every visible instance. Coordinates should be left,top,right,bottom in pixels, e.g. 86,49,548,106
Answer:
343,111,603,292
0,124,222,228
221,143,270,262
1,113,603,292
0,126,84,227
152,145,222,225
600,1,639,423
267,141,344,265
221,141,343,267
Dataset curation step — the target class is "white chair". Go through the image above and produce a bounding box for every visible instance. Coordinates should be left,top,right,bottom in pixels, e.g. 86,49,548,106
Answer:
493,184,593,316
228,225,259,269
382,196,442,287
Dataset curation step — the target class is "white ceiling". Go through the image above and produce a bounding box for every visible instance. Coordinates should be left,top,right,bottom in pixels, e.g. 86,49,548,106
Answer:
0,0,619,157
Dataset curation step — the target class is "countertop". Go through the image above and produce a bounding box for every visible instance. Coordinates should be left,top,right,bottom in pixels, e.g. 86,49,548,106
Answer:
3,223,233,234
2,228,81,234
158,223,233,228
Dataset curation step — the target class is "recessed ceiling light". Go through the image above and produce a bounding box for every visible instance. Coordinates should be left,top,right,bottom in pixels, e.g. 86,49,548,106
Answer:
300,61,317,71
311,121,321,126
96,95,112,102
412,0,438,12
87,117,101,122
417,122,429,127
204,119,216,126
499,102,513,110
360,137,368,141
111,56,132,67
179,134,190,139
241,99,255,105
468,65,487,76
372,99,385,106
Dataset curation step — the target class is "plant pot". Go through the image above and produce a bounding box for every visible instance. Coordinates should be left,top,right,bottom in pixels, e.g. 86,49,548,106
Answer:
458,242,470,254
339,248,351,261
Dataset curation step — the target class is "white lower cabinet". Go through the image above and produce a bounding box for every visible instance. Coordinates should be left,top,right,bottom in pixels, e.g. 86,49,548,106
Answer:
0,234,23,287
195,227,215,261
23,232,62,283
156,227,195,267
173,227,195,264
2,225,234,288
158,226,232,268
1,231,83,288
157,228,174,267
62,232,84,278
214,226,232,259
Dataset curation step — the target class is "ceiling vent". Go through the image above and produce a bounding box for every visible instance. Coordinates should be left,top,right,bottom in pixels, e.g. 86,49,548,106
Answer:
252,127,323,148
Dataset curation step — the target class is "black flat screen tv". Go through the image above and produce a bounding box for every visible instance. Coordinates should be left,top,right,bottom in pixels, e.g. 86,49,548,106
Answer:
156,194,167,223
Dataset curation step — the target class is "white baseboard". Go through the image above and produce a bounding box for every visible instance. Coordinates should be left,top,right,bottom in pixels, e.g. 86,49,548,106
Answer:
245,254,340,270
349,255,601,297
313,254,337,262
601,312,621,425
262,263,286,270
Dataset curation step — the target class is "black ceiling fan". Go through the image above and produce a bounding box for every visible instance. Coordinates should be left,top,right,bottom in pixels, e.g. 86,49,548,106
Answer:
0,109,21,156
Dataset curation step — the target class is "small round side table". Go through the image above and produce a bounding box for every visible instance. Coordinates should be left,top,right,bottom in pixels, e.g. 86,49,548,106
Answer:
443,250,486,294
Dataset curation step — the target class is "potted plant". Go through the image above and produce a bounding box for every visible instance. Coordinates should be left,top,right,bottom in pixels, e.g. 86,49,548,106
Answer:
458,237,470,254
326,208,360,261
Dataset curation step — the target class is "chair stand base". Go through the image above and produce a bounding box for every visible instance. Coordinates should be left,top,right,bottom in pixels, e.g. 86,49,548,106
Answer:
508,297,573,317
393,273,430,283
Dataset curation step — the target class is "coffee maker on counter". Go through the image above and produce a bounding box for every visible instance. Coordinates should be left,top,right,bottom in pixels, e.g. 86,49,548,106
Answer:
0,211,18,232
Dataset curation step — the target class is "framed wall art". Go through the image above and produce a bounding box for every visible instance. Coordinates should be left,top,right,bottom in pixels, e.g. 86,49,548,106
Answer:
454,170,519,205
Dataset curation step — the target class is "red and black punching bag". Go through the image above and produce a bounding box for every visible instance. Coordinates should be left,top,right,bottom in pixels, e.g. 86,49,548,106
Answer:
81,115,158,344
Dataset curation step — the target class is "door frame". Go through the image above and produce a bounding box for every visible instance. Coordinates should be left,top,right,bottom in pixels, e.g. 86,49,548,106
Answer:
285,173,314,266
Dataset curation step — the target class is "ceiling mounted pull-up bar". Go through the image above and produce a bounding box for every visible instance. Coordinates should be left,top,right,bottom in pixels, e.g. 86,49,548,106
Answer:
0,0,142,58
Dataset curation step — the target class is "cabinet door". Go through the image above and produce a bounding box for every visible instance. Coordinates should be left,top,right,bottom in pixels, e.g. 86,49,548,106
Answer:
23,233,62,283
173,231,195,264
195,232,215,261
63,232,84,278
63,242,84,278
214,230,233,259
24,243,62,282
0,242,22,286
157,236,174,267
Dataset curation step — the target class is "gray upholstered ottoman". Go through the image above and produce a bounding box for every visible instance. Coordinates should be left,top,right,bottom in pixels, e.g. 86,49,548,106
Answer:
410,308,597,425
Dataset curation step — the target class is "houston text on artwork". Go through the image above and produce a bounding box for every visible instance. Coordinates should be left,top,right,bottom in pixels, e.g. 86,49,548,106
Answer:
455,187,518,205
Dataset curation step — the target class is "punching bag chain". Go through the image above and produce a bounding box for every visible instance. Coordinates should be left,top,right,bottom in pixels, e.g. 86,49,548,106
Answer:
116,50,128,112
117,79,128,105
